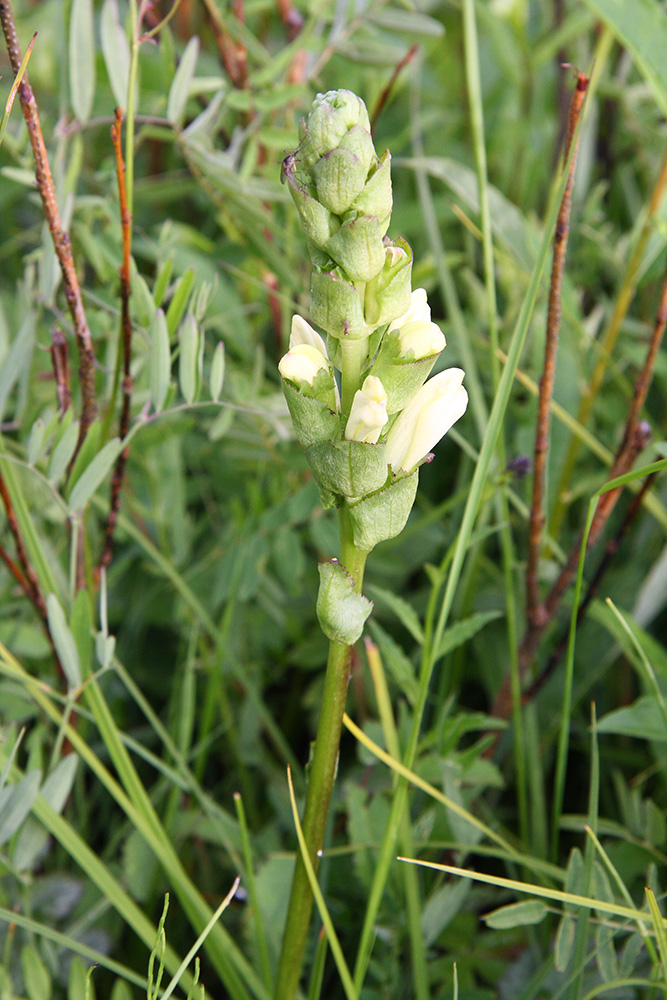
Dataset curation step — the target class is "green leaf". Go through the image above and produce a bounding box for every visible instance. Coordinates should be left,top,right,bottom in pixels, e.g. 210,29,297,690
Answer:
421,879,471,946
68,438,123,512
483,899,548,929
554,914,575,972
48,419,80,485
68,419,101,493
178,313,200,404
70,588,93,679
101,0,129,108
166,269,195,337
0,770,41,846
46,594,82,689
153,257,174,308
368,620,419,705
582,0,667,117
21,945,52,1000
0,313,35,422
69,0,95,121
167,36,200,126
210,341,225,401
150,309,171,412
597,696,667,742
433,610,504,662
26,417,45,465
13,755,79,871
367,7,444,35
365,584,424,644
595,922,618,982
68,956,95,1000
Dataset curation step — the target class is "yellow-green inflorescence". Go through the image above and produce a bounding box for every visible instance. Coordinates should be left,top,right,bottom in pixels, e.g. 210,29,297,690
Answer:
279,89,468,643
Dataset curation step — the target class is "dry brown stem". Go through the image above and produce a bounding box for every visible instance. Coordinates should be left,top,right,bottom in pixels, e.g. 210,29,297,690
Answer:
525,69,588,629
201,0,247,88
0,0,96,454
492,256,667,725
371,44,418,133
100,109,133,572
0,472,45,620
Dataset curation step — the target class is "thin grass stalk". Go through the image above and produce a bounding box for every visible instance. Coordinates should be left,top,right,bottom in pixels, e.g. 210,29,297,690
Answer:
0,905,147,989
567,704,598,999
306,930,328,1000
352,94,587,987
286,768,359,1000
409,55,488,446
462,0,526,844
365,638,429,1000
234,792,273,993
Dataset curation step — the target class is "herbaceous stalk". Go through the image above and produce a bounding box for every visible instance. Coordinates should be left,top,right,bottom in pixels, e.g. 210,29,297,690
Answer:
275,90,468,999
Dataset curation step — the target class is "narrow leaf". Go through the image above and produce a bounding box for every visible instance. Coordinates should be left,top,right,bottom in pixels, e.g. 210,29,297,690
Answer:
0,770,41,846
433,609,503,662
366,584,424,644
69,0,95,121
598,696,667,742
68,438,123,512
101,0,129,108
0,313,35,421
150,308,171,412
166,269,195,337
27,418,45,466
178,313,200,404
582,0,667,117
22,944,52,1000
210,341,225,401
167,37,200,126
483,899,548,929
46,594,82,689
48,420,80,485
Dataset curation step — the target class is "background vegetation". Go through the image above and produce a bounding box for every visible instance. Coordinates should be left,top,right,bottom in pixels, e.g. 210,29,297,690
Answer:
1,0,667,997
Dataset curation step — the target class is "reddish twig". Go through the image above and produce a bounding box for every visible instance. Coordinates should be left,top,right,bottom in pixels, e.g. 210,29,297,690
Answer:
201,0,246,88
0,1,97,456
100,109,133,572
523,463,657,705
275,0,303,42
542,263,667,622
231,0,248,89
50,327,71,413
370,44,419,132
525,68,588,630
263,270,282,353
491,255,667,726
0,472,46,618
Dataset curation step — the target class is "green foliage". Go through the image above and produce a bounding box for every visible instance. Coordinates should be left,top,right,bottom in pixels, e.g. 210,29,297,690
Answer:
0,0,667,998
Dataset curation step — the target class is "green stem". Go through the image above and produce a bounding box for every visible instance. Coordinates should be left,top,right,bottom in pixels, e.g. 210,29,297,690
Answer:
340,338,366,421
274,511,367,1000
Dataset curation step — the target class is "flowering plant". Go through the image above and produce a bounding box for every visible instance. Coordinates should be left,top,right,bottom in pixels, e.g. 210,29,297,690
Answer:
275,89,467,1000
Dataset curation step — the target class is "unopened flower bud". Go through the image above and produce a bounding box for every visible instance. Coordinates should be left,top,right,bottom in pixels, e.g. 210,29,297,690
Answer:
388,288,431,330
385,368,468,473
396,321,445,361
279,343,328,387
365,239,413,327
290,315,329,356
345,376,388,444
